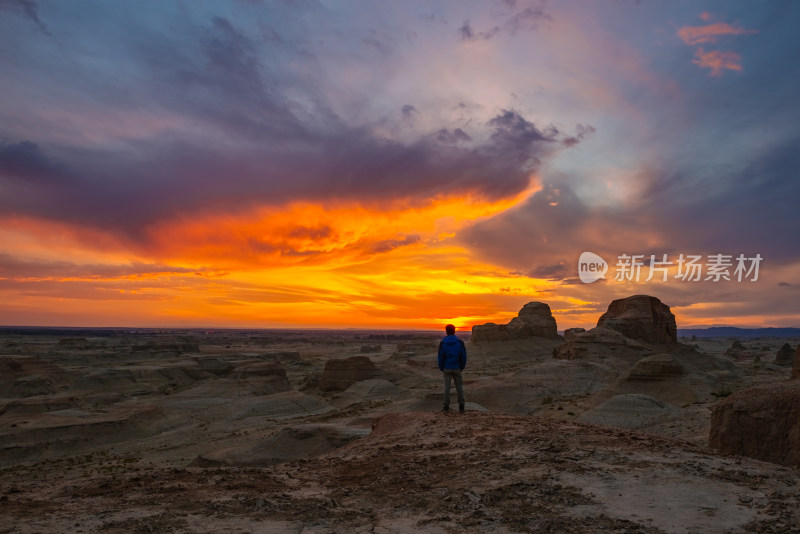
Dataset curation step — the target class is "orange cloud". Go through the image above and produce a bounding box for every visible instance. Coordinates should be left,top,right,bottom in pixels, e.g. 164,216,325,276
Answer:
143,186,540,270
1,186,557,329
677,22,757,46
692,48,742,76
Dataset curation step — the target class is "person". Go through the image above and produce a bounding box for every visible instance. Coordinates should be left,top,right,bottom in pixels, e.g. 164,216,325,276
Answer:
437,324,467,412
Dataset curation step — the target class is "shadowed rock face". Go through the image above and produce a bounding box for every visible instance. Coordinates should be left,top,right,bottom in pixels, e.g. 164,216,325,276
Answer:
0,356,71,397
794,346,800,379
775,343,795,366
553,326,649,362
597,295,677,344
709,381,800,466
472,302,559,343
233,363,292,396
563,328,586,341
320,356,378,392
625,354,684,381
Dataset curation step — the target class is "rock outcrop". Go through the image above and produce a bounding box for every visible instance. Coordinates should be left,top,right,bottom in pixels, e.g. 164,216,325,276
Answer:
774,343,795,366
319,356,378,392
709,381,800,466
597,295,677,344
472,302,559,343
0,356,71,397
563,328,585,341
794,345,800,380
233,363,292,396
553,326,649,362
625,354,684,380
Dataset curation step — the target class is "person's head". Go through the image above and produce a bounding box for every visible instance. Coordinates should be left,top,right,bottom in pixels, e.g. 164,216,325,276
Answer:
445,324,456,336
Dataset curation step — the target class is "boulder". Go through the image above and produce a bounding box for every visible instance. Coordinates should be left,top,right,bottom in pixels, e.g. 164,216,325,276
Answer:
553,326,649,361
233,363,292,396
472,302,559,343
774,343,794,366
597,295,677,344
794,346,800,380
709,381,800,466
320,356,378,392
563,328,586,341
625,354,684,381
725,339,744,356
470,323,509,343
193,357,234,376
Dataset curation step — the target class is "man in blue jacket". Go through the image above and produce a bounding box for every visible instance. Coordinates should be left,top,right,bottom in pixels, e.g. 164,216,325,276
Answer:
437,324,467,413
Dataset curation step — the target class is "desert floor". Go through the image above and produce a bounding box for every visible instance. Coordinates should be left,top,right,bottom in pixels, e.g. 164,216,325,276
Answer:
1,329,798,533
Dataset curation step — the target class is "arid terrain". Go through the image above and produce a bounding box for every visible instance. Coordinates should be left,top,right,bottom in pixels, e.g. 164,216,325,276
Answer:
2,298,799,533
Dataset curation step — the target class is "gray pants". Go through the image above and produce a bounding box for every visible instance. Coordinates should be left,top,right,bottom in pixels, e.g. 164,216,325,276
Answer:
442,369,465,407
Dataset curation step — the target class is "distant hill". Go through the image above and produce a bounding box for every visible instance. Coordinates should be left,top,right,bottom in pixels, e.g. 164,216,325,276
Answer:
678,327,800,338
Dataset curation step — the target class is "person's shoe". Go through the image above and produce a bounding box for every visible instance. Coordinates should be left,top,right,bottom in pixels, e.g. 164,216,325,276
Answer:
459,404,465,413
441,405,450,412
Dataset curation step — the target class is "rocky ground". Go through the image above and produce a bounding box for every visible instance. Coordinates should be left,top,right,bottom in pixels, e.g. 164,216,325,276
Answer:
1,316,799,533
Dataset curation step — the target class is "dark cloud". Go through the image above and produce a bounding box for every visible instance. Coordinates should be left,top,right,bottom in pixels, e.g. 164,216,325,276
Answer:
506,5,552,34
0,102,585,244
0,0,49,35
486,110,560,163
435,128,472,145
523,262,571,281
136,15,305,141
641,136,800,263
401,104,417,117
562,124,596,147
362,31,389,54
461,133,800,287
460,2,551,42
458,20,499,41
287,225,333,241
370,234,421,254
0,253,196,280
0,140,66,183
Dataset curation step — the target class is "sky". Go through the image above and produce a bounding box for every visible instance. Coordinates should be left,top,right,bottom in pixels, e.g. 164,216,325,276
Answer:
1,0,798,330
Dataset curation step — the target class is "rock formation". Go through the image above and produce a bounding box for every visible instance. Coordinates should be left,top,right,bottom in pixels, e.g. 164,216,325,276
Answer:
563,328,585,340
233,362,292,396
709,381,800,466
0,356,71,397
553,326,649,362
774,343,795,365
625,354,684,380
472,302,559,343
794,345,800,380
319,356,378,392
596,295,677,344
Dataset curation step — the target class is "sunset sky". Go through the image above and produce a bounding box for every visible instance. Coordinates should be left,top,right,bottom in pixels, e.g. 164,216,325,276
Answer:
1,0,798,330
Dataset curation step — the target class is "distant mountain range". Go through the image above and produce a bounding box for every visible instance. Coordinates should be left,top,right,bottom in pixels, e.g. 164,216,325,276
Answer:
677,327,800,338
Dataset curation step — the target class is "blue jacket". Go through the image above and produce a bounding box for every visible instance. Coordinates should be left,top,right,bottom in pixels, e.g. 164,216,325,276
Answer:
438,334,467,371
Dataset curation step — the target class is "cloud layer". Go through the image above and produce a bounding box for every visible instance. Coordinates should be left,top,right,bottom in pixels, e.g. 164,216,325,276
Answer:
0,0,798,329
